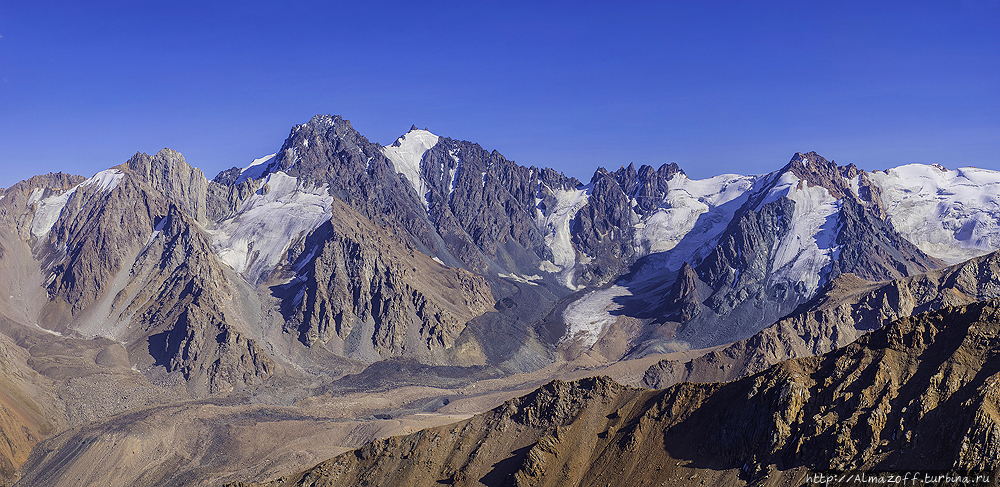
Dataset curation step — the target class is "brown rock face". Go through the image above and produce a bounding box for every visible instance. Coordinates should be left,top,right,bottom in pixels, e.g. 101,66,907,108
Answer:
2,151,276,397
282,200,493,361
571,167,637,286
124,149,210,223
130,205,274,394
238,298,1000,486
665,262,701,322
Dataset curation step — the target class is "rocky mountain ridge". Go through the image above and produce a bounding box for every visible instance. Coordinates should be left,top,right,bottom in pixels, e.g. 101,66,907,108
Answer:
2,113,1000,485
236,297,1000,486
2,115,998,398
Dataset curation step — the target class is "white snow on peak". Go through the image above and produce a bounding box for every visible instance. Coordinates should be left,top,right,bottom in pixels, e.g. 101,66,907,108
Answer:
758,171,800,207
28,168,124,238
382,129,439,208
81,169,125,192
634,173,758,271
767,173,842,295
209,171,335,284
871,164,1000,264
236,153,277,184
536,183,591,289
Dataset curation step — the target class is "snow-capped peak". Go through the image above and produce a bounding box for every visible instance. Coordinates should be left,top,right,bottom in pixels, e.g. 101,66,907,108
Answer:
382,129,440,208
870,163,1000,264
236,153,277,184
81,168,125,192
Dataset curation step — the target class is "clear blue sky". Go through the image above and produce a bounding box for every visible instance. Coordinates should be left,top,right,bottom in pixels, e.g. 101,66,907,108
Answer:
1,1,997,189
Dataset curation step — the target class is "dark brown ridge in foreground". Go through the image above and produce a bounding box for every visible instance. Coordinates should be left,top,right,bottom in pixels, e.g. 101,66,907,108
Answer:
231,298,1000,486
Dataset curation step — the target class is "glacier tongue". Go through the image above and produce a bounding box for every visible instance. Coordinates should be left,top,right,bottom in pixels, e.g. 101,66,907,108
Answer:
872,164,1000,264
766,173,842,296
209,171,334,284
634,173,757,270
561,284,632,348
382,129,440,208
536,184,591,289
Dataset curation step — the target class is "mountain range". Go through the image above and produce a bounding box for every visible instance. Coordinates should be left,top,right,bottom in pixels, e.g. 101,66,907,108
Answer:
1,113,999,485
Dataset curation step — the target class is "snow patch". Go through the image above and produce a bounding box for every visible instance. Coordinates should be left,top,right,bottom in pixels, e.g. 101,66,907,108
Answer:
758,171,799,207
292,286,306,307
561,285,632,348
447,149,460,196
144,217,168,247
847,175,861,200
81,169,124,192
209,171,335,284
871,164,1000,264
30,186,80,237
293,245,318,273
382,129,439,208
498,273,543,286
27,188,44,206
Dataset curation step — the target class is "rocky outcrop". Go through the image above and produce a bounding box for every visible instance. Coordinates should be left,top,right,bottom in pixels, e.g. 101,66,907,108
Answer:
126,205,274,395
37,172,168,322
0,172,86,243
644,248,1000,389
421,137,557,273
614,162,681,214
238,298,1000,486
280,200,493,362
571,167,637,286
124,149,210,223
664,262,701,322
695,193,796,314
0,153,276,396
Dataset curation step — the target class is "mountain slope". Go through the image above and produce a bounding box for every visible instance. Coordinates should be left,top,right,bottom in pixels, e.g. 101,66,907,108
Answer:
0,150,275,397
561,152,946,361
643,248,1000,389
237,297,1000,486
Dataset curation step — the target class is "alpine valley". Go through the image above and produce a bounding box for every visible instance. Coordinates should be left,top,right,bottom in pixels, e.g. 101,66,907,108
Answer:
1,114,999,486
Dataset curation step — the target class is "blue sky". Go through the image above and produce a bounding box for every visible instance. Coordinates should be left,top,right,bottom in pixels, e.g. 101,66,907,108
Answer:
1,1,997,189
